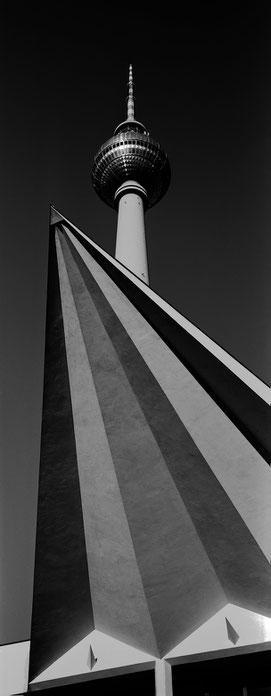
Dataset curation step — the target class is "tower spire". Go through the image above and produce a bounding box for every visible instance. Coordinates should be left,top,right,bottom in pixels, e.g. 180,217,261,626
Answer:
127,64,134,121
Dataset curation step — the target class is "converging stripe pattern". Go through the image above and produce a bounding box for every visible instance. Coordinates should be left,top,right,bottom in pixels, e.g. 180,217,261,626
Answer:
30,221,271,680
57,231,226,658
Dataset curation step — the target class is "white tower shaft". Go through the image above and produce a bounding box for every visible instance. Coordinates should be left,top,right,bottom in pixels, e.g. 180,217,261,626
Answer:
115,180,149,285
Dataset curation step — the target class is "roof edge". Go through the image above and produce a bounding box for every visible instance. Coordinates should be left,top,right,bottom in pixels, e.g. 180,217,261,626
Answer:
50,205,270,405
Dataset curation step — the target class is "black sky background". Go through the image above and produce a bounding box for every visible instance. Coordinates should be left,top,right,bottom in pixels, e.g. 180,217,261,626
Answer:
1,6,271,643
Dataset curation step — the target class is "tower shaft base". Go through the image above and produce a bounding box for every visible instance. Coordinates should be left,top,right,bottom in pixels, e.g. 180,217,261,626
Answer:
115,181,149,284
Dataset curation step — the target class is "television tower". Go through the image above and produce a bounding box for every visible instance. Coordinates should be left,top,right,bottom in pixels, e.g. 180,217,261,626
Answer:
92,65,170,284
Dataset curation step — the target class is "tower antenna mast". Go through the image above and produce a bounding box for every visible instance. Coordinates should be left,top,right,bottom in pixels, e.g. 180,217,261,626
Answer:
127,64,135,121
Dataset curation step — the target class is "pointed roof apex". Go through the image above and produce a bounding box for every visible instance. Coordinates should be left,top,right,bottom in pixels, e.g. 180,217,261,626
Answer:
50,205,64,226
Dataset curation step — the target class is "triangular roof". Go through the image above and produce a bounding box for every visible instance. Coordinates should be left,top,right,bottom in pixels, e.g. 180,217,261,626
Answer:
29,208,271,684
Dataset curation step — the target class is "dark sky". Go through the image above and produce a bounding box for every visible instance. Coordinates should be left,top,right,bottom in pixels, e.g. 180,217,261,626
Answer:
1,7,271,644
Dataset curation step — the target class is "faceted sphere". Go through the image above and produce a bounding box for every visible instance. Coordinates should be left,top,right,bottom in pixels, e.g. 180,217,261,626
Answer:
91,129,171,210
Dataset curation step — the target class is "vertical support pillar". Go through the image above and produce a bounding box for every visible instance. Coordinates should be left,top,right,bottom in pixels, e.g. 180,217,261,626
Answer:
155,659,173,696
115,180,149,284
0,641,30,696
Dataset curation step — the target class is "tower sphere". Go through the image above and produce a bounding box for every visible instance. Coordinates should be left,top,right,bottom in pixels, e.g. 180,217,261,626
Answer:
92,67,171,210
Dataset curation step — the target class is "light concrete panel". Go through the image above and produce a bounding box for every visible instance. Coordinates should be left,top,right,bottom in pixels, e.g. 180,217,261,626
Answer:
64,227,271,561
165,604,271,658
30,629,154,684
